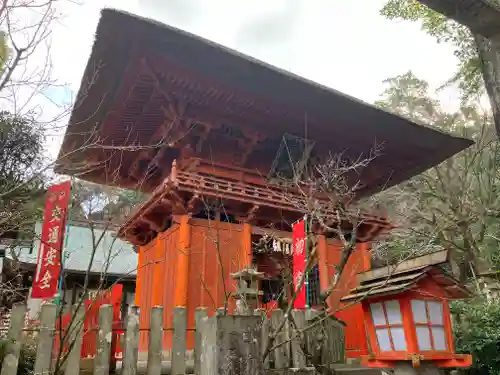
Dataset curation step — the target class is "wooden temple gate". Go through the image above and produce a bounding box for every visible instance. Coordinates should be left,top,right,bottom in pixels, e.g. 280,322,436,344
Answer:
50,8,474,365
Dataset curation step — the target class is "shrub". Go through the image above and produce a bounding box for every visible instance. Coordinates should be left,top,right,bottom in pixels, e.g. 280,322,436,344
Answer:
451,299,500,375
0,336,36,375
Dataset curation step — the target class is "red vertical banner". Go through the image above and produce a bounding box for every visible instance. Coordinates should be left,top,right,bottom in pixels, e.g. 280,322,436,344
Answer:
31,181,71,299
292,219,307,309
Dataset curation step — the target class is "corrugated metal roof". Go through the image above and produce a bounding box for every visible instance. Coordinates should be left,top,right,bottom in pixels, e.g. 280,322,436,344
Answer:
7,222,137,276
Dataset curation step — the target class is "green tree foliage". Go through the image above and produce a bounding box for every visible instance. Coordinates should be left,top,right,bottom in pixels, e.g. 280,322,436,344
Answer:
0,111,45,309
452,299,500,375
374,71,500,281
380,0,482,101
0,111,45,238
0,337,36,375
69,180,146,224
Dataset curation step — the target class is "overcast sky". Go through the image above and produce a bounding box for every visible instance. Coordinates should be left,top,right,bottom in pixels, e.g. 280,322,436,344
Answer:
44,0,462,159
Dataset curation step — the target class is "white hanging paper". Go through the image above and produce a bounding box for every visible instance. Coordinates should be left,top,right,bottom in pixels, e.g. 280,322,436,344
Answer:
390,327,407,351
427,301,444,325
375,328,392,352
416,326,432,351
370,302,386,326
431,326,447,351
385,300,403,324
411,300,428,323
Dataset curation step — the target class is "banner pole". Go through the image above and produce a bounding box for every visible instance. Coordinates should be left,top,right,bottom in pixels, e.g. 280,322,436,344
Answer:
55,179,73,306
304,214,310,309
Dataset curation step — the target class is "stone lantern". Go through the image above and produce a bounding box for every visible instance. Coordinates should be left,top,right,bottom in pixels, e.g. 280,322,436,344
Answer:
341,250,472,373
231,267,264,315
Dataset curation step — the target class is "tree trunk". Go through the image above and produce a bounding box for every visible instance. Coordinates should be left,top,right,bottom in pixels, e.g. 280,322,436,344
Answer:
418,0,500,40
475,34,500,135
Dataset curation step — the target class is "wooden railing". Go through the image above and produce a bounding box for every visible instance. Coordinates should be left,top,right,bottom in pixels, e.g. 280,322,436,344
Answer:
1,303,345,375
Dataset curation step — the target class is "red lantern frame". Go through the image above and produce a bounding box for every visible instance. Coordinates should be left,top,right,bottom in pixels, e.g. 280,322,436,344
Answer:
341,250,472,369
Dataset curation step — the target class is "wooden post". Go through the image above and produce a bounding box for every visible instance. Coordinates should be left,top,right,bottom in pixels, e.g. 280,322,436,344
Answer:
147,306,164,375
1,304,27,375
121,306,140,375
170,159,178,182
291,309,306,368
242,223,252,267
171,307,187,375
194,307,208,375
110,284,123,372
94,304,113,375
359,242,371,271
152,239,164,306
174,215,191,307
64,305,85,375
34,303,56,375
317,235,329,293
135,248,144,306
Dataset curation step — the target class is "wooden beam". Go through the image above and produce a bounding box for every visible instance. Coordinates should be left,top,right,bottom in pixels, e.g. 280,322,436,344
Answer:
187,193,200,212
245,204,260,222
142,57,271,164
118,170,393,245
193,125,212,154
146,52,329,136
140,58,190,144
160,197,176,207
235,132,262,166
251,226,291,239
193,161,265,185
127,59,192,183
166,189,187,213
141,214,163,232
177,156,201,171
130,149,151,180
157,104,190,146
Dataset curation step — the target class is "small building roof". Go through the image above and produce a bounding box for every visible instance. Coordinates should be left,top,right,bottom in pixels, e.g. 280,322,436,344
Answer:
341,250,471,302
8,221,137,277
55,9,472,196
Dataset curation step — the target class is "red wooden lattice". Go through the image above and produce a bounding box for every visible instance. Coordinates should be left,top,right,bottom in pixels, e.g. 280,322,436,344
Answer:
53,284,124,361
